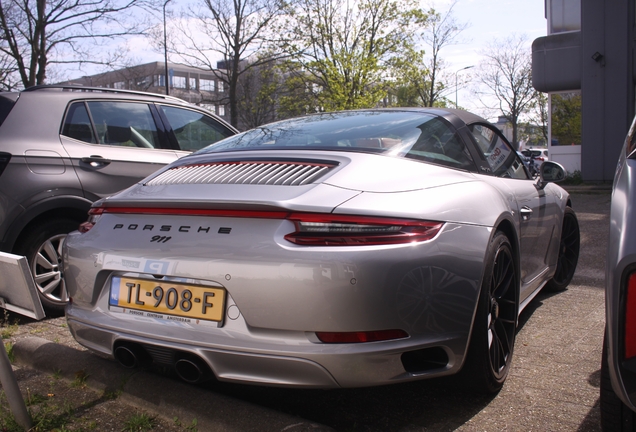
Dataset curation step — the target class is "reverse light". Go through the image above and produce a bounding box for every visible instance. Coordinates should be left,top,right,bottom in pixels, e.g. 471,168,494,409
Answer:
316,329,409,343
284,214,443,246
625,272,636,359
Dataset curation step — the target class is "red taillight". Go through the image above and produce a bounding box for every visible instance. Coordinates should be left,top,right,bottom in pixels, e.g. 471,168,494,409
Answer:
625,272,636,359
81,206,443,246
284,214,443,246
78,207,105,233
316,329,409,343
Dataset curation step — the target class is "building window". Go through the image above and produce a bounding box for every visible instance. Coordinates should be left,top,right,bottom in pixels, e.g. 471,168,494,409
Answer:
548,0,581,34
218,105,225,116
113,81,126,89
173,76,186,89
200,79,215,91
189,77,197,90
135,76,152,88
218,82,224,92
154,75,166,87
200,104,215,114
550,91,581,146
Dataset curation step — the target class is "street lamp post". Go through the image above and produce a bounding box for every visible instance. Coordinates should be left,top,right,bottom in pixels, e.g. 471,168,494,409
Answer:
455,65,474,108
163,0,172,95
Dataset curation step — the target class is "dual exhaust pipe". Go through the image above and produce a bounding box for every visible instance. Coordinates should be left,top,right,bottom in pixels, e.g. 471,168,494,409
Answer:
113,342,211,384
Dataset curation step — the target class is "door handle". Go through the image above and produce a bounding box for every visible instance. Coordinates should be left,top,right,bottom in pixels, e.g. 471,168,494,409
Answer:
520,206,533,221
81,155,111,167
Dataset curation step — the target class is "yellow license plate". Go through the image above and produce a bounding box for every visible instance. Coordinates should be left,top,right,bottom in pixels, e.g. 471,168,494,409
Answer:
109,276,225,322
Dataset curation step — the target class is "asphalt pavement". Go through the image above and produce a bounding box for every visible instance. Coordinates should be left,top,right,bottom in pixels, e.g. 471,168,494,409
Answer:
7,189,610,431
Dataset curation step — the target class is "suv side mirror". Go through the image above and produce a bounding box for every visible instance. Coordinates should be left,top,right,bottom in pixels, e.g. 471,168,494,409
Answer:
538,161,567,188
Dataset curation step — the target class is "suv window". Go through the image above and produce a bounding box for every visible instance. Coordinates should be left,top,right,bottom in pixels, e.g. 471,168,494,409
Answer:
468,124,528,179
62,103,96,143
0,95,17,127
62,101,160,148
159,105,234,151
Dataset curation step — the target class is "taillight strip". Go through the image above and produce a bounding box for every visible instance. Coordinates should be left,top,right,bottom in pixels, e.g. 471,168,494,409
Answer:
84,207,444,245
624,272,636,359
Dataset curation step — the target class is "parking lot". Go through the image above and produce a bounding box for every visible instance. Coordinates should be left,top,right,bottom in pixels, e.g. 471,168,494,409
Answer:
5,190,609,431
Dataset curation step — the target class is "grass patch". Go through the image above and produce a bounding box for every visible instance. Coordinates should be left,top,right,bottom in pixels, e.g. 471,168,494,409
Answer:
4,342,13,363
1,310,18,339
71,370,88,388
174,416,198,431
123,412,156,431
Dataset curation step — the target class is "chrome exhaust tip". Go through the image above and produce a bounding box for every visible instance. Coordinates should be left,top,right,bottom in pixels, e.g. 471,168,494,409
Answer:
174,355,211,383
114,343,149,369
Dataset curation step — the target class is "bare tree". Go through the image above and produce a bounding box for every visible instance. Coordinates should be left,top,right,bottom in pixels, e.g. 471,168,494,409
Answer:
419,0,467,106
172,0,286,128
0,48,19,90
0,0,148,89
474,34,535,149
236,56,282,128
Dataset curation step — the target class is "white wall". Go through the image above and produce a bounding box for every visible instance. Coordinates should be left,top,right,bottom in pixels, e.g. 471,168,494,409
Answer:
550,145,581,174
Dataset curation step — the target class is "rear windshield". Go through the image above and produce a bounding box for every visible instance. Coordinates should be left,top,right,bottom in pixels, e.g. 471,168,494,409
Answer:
198,111,477,171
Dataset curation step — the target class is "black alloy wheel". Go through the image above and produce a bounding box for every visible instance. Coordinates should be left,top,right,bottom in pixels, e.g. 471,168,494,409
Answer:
546,207,580,291
461,231,518,394
486,237,517,382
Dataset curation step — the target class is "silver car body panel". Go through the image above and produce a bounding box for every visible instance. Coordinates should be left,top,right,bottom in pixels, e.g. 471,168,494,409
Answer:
606,140,636,409
64,139,569,387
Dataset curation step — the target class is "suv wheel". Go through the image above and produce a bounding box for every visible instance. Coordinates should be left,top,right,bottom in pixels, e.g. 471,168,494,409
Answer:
15,218,79,314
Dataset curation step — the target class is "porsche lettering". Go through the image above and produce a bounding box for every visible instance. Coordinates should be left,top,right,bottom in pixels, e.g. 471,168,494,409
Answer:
113,224,212,233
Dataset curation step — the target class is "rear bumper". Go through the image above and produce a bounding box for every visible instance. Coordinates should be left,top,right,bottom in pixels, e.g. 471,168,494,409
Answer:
66,311,465,388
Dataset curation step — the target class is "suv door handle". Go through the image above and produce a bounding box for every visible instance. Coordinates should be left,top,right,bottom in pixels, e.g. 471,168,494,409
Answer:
520,206,533,221
81,155,111,167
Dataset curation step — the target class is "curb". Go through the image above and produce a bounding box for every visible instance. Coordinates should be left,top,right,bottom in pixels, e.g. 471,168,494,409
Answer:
561,184,612,194
12,337,333,432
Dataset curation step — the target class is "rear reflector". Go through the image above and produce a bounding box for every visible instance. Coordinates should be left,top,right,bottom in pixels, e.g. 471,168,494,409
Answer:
625,272,636,359
316,329,409,343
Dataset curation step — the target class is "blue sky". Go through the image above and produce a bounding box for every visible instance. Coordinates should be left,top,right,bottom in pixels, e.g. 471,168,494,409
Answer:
440,0,547,116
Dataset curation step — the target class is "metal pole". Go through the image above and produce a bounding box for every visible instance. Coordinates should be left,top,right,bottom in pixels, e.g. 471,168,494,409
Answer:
455,65,474,108
0,342,31,430
163,0,172,95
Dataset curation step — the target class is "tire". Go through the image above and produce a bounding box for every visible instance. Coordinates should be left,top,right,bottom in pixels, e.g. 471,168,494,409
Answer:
601,332,636,431
546,207,580,291
461,231,518,394
14,218,79,314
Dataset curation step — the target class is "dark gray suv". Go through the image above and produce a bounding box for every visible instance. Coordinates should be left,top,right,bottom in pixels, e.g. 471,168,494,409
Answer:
0,85,236,312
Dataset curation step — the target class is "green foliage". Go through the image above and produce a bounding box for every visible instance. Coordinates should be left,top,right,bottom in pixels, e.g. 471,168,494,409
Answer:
123,412,156,431
174,416,198,431
4,342,13,363
561,170,584,185
551,92,582,146
1,309,18,339
282,0,425,111
71,370,88,388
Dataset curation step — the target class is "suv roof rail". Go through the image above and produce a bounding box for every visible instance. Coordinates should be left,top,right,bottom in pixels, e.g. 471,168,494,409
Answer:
22,85,186,103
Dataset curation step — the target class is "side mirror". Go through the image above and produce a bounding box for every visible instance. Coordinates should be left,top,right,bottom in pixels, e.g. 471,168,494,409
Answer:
538,161,567,187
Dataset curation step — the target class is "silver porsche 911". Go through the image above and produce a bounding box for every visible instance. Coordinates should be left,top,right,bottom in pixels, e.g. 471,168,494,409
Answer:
63,108,580,393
